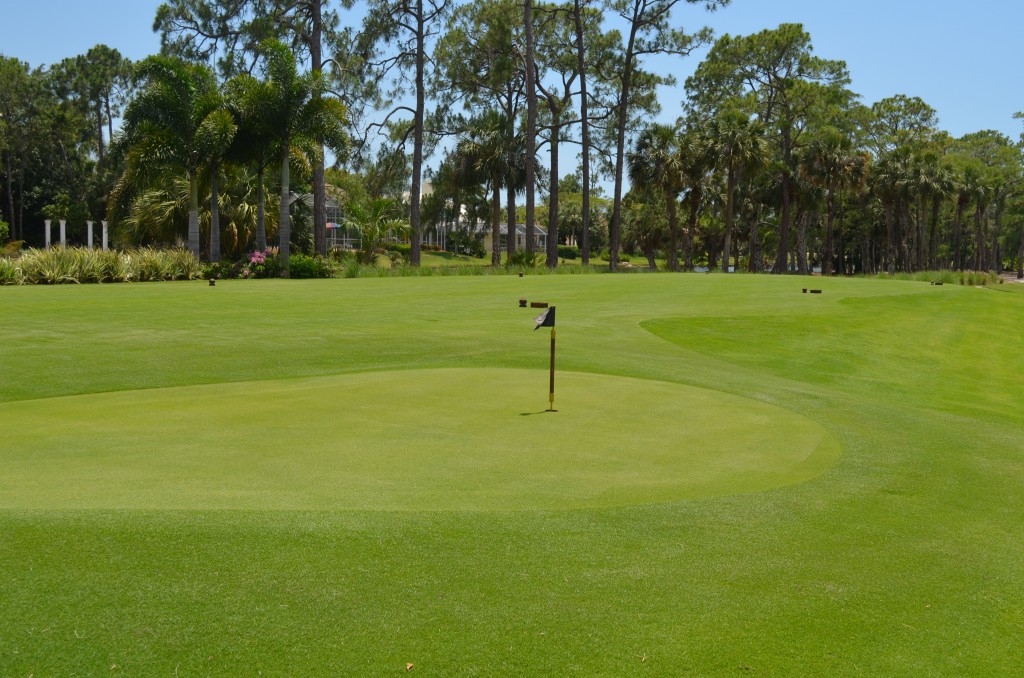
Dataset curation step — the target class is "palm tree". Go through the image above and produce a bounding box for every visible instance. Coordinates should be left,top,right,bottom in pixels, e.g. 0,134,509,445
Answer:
344,198,410,265
116,55,236,259
453,110,508,267
261,40,347,276
871,148,913,272
622,192,666,270
225,72,279,252
678,124,717,271
799,127,867,276
628,124,684,271
710,107,768,273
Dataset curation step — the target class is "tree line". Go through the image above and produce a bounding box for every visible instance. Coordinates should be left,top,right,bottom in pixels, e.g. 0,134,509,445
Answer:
2,0,1022,276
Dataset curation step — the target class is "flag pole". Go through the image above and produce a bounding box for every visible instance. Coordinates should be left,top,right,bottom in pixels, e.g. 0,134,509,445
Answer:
533,305,557,412
548,326,556,411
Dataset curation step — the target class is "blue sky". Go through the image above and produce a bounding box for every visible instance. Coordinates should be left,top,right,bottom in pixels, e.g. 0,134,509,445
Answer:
2,0,1022,142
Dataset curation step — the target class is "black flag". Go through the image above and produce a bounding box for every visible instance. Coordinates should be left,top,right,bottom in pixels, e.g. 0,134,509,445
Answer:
533,306,555,330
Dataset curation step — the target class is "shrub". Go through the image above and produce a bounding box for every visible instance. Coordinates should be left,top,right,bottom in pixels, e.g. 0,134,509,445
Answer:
384,242,411,267
0,257,24,285
10,246,201,284
289,253,337,279
557,245,579,260
506,249,540,269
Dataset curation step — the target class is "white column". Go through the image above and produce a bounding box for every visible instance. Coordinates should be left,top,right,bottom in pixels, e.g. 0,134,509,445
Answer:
59,219,67,246
44,219,51,249
102,221,109,251
86,221,94,250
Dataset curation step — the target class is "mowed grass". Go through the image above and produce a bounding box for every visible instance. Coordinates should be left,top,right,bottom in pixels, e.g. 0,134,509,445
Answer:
0,369,838,511
1,274,1023,675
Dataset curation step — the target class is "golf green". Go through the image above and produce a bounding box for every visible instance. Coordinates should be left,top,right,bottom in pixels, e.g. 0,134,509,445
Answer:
0,368,839,511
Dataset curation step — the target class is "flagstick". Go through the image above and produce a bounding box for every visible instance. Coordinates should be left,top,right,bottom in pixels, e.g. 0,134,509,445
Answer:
548,327,556,411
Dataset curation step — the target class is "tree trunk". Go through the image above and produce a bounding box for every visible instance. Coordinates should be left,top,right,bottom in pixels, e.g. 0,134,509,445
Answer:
916,195,927,271
609,7,639,272
17,165,25,243
837,200,845,275
823,189,834,276
992,202,1003,272
546,120,560,268
210,163,221,262
523,0,536,257
796,210,808,275
685,187,700,270
95,99,106,169
279,145,291,276
884,202,896,274
505,183,516,256
1017,220,1023,279
311,0,328,258
188,171,200,258
748,204,760,273
105,95,114,148
256,166,267,251
974,203,984,270
722,168,735,273
3,151,14,241
409,0,426,266
953,198,964,269
666,192,680,272
491,181,501,267
928,196,940,269
773,129,792,273
505,89,517,256
573,0,591,266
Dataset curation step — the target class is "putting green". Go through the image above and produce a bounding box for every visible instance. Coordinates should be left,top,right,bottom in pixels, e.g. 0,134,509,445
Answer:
0,368,839,510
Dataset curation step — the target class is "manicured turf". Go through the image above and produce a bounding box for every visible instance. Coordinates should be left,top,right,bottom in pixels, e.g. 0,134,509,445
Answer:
1,273,1022,675
0,369,838,511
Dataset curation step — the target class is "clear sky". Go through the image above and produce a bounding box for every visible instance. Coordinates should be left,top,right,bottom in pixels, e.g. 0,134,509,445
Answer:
2,0,1022,142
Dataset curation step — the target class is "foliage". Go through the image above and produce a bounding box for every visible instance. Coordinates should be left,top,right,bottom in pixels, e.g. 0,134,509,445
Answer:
288,253,337,278
557,245,580,260
444,228,486,258
344,198,410,266
382,242,412,267
2,247,202,284
505,249,540,269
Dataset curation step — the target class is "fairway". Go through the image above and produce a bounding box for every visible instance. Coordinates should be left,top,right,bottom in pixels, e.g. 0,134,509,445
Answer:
2,274,1023,676
0,368,839,511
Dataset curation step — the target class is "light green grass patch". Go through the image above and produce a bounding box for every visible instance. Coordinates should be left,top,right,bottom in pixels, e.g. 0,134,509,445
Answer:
0,368,838,510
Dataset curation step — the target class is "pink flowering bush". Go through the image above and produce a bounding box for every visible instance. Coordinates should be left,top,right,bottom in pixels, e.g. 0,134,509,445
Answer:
203,250,282,279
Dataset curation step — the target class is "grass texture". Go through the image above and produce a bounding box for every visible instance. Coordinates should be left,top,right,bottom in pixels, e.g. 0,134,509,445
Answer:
1,274,1022,675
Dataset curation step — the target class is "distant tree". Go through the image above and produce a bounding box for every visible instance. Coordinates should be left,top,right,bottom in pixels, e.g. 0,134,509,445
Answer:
116,56,236,258
628,123,683,270
345,197,410,264
709,105,767,273
360,0,452,266
604,0,725,271
799,127,866,275
50,45,133,171
689,23,850,273
260,40,347,274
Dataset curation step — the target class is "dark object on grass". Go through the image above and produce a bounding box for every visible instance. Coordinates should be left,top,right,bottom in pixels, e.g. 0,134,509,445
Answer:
931,282,944,286
519,272,524,278
810,289,822,294
519,298,527,307
209,279,216,287
802,288,807,293
531,301,549,308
